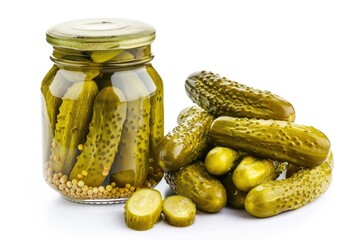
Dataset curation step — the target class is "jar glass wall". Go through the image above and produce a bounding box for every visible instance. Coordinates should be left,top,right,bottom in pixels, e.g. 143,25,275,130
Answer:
41,19,164,204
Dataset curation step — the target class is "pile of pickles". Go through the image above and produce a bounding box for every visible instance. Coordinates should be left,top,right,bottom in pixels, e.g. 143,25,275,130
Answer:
154,71,332,222
41,47,163,203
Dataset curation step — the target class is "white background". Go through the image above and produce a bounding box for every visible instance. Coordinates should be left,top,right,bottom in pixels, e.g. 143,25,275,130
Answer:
1,0,359,239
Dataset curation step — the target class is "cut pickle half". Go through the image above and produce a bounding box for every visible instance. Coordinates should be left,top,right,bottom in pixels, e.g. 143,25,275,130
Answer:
124,189,162,231
163,195,196,227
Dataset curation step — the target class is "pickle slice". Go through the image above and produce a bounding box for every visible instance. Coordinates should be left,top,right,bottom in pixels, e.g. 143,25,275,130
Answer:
163,195,196,227
124,189,162,231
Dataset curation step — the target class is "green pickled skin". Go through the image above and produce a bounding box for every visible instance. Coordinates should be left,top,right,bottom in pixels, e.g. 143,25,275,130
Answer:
185,71,295,121
155,107,214,171
69,87,127,186
165,161,227,213
176,106,203,124
41,65,72,132
110,71,151,187
134,66,164,159
145,66,164,157
205,146,241,176
245,152,333,218
41,66,65,164
50,81,99,175
232,156,286,192
221,172,247,209
210,116,331,168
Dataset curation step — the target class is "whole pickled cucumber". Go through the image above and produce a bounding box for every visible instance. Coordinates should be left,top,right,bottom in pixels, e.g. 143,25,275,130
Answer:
210,116,331,168
110,71,151,187
69,87,127,186
134,66,164,158
232,156,286,192
41,65,72,132
245,152,333,218
50,81,99,175
155,107,214,171
145,66,164,156
41,65,62,162
185,71,295,121
165,161,227,213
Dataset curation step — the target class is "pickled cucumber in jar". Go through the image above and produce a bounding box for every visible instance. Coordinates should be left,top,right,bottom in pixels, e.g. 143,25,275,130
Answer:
42,18,164,204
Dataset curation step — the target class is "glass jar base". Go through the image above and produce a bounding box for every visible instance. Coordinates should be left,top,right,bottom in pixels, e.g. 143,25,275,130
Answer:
61,194,127,204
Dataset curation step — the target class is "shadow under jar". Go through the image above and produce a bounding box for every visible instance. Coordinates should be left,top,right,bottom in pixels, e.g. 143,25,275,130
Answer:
41,18,164,204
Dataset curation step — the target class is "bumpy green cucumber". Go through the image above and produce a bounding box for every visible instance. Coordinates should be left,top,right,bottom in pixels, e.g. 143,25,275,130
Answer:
145,66,164,156
245,152,333,218
50,81,99,175
134,66,164,158
155,107,214,171
41,65,72,132
165,161,227,213
221,172,247,209
110,70,151,187
69,87,127,186
185,71,295,121
210,116,331,168
176,106,203,124
41,65,62,162
232,156,287,192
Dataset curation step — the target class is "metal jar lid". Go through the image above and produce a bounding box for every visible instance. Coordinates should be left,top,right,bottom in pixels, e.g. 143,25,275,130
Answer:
46,18,156,50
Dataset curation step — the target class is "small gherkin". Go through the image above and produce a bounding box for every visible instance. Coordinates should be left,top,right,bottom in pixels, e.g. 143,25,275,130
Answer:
185,71,295,121
50,80,99,175
41,65,63,163
232,156,287,192
110,70,151,187
133,66,164,161
41,66,73,133
165,161,227,213
69,87,127,186
245,152,333,218
154,106,214,171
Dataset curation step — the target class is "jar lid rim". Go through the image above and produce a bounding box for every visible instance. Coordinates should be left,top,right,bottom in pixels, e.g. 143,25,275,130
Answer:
46,18,155,50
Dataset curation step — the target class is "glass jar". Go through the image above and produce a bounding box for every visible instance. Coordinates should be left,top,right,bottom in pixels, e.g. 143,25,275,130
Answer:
41,19,164,204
